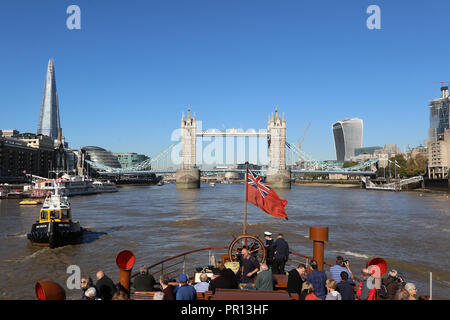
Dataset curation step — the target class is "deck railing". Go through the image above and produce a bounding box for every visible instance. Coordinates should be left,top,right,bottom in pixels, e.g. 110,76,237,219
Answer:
129,246,331,285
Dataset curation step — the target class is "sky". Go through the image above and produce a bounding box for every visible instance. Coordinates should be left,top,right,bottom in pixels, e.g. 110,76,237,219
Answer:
1,0,450,161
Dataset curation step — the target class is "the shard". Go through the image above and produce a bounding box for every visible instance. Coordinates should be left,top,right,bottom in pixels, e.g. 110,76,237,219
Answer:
37,59,61,142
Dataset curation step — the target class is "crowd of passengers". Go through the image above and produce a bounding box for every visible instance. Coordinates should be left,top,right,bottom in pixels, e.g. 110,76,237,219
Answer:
80,233,429,300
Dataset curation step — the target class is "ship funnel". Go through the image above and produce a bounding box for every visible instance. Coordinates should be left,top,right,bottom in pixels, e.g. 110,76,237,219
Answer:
116,250,135,293
35,281,66,300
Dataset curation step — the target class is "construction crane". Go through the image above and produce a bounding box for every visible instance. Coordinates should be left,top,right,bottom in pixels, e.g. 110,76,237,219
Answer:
432,81,450,87
298,122,311,154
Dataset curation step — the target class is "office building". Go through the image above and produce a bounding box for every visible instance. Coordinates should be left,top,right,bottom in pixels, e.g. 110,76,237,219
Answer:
429,86,450,142
427,129,450,179
354,146,382,157
0,134,54,181
82,146,122,168
332,118,363,162
37,59,61,142
114,153,150,169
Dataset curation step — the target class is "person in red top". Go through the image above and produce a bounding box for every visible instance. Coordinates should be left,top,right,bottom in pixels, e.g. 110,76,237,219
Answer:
300,281,322,300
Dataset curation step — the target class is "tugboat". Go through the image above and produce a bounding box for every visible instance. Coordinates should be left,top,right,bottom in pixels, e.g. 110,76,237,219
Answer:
27,184,83,248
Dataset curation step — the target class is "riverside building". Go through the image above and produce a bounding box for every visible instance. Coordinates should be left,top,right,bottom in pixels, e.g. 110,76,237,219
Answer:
429,86,450,142
113,153,149,169
427,129,450,179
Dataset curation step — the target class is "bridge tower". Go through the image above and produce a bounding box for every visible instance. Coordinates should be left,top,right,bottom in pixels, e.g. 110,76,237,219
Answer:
266,107,291,189
176,107,200,188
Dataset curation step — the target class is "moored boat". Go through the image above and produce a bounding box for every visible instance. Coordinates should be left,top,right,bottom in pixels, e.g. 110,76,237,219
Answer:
27,186,83,248
31,174,97,198
93,180,118,193
20,200,42,205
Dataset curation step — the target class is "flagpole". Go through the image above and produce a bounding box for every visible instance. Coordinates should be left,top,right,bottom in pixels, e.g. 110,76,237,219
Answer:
244,161,249,236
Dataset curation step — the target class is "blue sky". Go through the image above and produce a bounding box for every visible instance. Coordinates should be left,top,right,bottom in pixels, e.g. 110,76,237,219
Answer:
1,0,449,161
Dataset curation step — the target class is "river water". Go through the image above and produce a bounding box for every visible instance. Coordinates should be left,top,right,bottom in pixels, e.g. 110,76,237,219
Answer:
0,184,448,300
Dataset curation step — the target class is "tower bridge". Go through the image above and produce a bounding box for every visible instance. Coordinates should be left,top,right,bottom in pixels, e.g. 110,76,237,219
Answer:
85,106,377,188
177,107,290,188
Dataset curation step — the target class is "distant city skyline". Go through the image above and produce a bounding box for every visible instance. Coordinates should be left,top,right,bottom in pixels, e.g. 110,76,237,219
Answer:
1,1,449,160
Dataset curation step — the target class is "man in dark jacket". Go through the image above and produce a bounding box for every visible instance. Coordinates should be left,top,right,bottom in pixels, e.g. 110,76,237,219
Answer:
133,265,157,291
286,263,306,296
237,248,260,283
264,232,274,269
215,262,239,289
208,268,239,294
381,269,402,300
95,270,117,300
337,271,355,300
271,234,289,274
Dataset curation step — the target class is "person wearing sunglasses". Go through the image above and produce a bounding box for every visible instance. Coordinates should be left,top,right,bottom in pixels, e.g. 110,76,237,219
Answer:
80,275,97,300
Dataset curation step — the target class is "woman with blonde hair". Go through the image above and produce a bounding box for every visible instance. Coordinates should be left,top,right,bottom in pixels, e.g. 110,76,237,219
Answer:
404,283,417,300
300,281,321,300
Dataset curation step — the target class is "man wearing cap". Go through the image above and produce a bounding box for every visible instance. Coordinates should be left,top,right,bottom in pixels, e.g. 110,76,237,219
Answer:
175,274,197,300
264,232,274,269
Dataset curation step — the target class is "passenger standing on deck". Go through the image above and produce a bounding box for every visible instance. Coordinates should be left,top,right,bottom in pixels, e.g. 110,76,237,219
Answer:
271,233,289,275
380,269,402,300
306,260,327,300
329,256,353,283
133,265,157,291
263,231,274,269
95,270,117,301
237,248,260,283
357,268,376,300
175,274,197,300
337,272,356,300
286,263,306,296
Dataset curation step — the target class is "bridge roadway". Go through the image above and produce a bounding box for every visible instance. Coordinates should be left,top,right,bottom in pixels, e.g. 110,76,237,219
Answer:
97,169,376,176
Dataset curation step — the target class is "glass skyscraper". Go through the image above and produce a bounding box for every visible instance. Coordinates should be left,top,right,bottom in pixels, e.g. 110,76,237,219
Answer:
429,86,450,142
332,118,363,162
37,59,61,142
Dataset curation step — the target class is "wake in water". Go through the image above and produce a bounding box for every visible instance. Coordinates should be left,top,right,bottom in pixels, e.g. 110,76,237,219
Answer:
4,247,49,263
333,250,371,259
1,232,27,239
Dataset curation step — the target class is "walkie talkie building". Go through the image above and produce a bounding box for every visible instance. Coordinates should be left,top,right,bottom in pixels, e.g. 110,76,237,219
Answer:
332,118,363,162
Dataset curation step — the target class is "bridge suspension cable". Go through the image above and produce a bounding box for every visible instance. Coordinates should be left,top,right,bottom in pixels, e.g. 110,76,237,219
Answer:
285,141,378,172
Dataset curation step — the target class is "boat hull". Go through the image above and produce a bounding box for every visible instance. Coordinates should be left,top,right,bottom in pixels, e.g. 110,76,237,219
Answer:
27,221,83,248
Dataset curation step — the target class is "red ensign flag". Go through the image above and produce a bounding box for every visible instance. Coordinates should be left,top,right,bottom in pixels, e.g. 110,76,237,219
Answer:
247,169,288,220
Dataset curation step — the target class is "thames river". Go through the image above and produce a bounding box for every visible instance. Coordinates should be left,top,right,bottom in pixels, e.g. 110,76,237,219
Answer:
0,184,449,300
